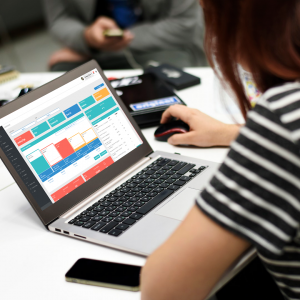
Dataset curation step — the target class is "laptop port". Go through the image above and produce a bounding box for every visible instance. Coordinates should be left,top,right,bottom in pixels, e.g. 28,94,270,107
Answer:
55,228,61,232
63,231,69,235
74,234,86,239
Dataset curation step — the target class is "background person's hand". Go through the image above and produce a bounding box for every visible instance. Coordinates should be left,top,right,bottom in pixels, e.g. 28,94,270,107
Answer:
160,105,242,147
84,17,134,51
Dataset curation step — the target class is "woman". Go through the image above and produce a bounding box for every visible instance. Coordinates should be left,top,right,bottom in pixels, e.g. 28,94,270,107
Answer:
141,1,300,300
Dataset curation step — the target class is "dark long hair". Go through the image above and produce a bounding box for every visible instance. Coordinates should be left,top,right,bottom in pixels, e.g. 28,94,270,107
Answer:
202,0,300,119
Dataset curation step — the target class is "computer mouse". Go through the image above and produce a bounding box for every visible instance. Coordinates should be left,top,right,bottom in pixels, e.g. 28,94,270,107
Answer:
154,120,189,142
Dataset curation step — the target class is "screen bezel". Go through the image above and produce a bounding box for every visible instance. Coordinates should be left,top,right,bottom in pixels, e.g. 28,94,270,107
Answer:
0,60,153,226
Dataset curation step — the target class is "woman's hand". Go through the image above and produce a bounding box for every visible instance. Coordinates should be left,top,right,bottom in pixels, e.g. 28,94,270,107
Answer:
160,105,242,147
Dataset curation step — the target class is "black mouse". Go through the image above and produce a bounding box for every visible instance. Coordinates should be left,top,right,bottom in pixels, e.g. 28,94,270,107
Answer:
154,120,189,142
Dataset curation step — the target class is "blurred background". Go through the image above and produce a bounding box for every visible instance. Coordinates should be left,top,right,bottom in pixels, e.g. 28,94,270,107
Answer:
0,0,61,72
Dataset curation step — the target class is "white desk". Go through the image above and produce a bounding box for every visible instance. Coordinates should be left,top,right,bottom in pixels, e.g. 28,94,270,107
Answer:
0,68,242,300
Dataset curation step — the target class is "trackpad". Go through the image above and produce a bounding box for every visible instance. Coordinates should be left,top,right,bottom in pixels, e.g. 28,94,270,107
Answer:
156,188,201,221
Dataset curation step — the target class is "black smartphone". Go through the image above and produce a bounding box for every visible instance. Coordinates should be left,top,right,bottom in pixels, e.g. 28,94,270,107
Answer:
65,258,141,291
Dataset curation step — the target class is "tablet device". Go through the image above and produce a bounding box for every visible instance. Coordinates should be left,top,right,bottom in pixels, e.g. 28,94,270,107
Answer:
110,73,186,128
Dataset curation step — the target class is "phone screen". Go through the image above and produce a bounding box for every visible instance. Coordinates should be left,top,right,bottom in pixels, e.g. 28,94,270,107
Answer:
65,258,141,289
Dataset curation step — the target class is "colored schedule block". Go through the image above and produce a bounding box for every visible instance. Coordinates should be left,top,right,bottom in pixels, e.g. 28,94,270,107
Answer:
51,176,85,202
14,131,34,147
48,112,66,127
41,144,63,166
79,96,96,110
81,128,97,144
84,97,116,120
63,104,81,118
54,138,74,159
26,150,50,175
94,83,104,90
31,121,50,137
82,156,114,181
93,87,110,101
68,133,86,151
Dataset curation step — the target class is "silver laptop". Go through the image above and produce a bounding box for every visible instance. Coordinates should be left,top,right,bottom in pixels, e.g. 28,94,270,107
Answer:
0,60,219,256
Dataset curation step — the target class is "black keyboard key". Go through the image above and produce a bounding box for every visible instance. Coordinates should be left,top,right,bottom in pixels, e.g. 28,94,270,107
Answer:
126,191,136,197
137,189,174,215
94,207,104,212
166,178,176,184
168,185,180,191
157,158,171,166
121,211,132,217
145,178,155,183
123,218,136,225
145,169,156,175
141,196,151,202
116,207,126,212
127,183,137,188
133,178,143,184
81,210,88,215
153,187,164,193
87,206,94,211
116,224,129,231
132,187,142,192
174,180,186,186
127,206,138,212
83,221,96,228
160,182,170,188
180,176,191,181
100,221,118,233
189,169,197,173
122,201,133,207
189,173,196,177
68,219,76,224
130,197,140,202
114,201,124,206
115,192,124,197
135,201,145,207
102,217,114,223
199,166,206,170
108,229,123,236
119,196,130,201
194,169,201,173
166,170,176,175
177,164,195,175
99,210,110,216
172,162,187,171
75,216,81,219
154,179,164,184
105,207,114,211
162,165,172,170
107,197,118,202
150,174,161,179
120,187,131,192
148,183,158,188
148,191,158,197
114,216,126,222
130,213,143,220
156,169,166,175
142,188,152,193
139,174,149,179
109,212,120,217
74,221,84,226
138,182,148,188
100,201,110,207
168,160,179,166
91,222,106,231
160,175,170,180
92,215,103,222
171,174,181,179
135,192,144,198
80,216,91,222
86,211,97,217
151,166,161,171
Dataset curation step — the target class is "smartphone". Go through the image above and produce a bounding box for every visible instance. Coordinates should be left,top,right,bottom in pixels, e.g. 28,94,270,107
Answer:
103,29,124,37
65,258,141,291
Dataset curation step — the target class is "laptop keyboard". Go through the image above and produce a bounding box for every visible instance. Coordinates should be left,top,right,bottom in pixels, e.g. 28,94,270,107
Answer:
68,157,206,237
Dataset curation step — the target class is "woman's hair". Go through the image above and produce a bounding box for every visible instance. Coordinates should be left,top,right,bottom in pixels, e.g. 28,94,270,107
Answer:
202,0,300,119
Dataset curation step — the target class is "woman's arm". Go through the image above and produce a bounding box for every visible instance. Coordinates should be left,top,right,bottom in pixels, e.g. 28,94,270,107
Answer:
141,205,250,300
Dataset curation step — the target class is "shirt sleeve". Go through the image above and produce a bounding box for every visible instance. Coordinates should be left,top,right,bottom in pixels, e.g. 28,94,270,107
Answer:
196,93,300,256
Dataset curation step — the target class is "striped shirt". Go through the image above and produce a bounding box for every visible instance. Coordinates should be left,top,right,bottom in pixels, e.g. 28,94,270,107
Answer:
196,81,300,300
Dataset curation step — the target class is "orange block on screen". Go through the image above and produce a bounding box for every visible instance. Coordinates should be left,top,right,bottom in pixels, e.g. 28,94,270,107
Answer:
93,88,110,101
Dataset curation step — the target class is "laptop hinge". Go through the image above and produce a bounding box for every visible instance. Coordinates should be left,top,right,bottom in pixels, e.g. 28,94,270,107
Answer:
61,156,151,219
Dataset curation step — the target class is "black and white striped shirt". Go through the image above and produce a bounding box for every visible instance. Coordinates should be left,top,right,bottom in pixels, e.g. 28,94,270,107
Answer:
196,82,300,300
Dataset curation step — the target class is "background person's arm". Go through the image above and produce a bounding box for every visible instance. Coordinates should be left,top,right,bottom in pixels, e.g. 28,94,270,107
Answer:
128,0,204,53
161,105,242,147
141,205,250,300
43,0,91,55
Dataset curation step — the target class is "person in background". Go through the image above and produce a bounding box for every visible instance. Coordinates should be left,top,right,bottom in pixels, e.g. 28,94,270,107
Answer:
43,0,206,71
141,1,300,300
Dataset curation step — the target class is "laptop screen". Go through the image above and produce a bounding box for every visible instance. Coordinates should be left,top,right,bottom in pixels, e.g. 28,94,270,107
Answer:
0,67,143,212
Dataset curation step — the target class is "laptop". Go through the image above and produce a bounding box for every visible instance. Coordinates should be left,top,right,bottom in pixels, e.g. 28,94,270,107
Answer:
0,60,220,256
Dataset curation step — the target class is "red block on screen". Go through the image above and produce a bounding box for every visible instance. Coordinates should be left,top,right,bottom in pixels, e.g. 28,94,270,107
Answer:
54,138,74,159
82,156,114,181
51,176,85,202
14,131,34,147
